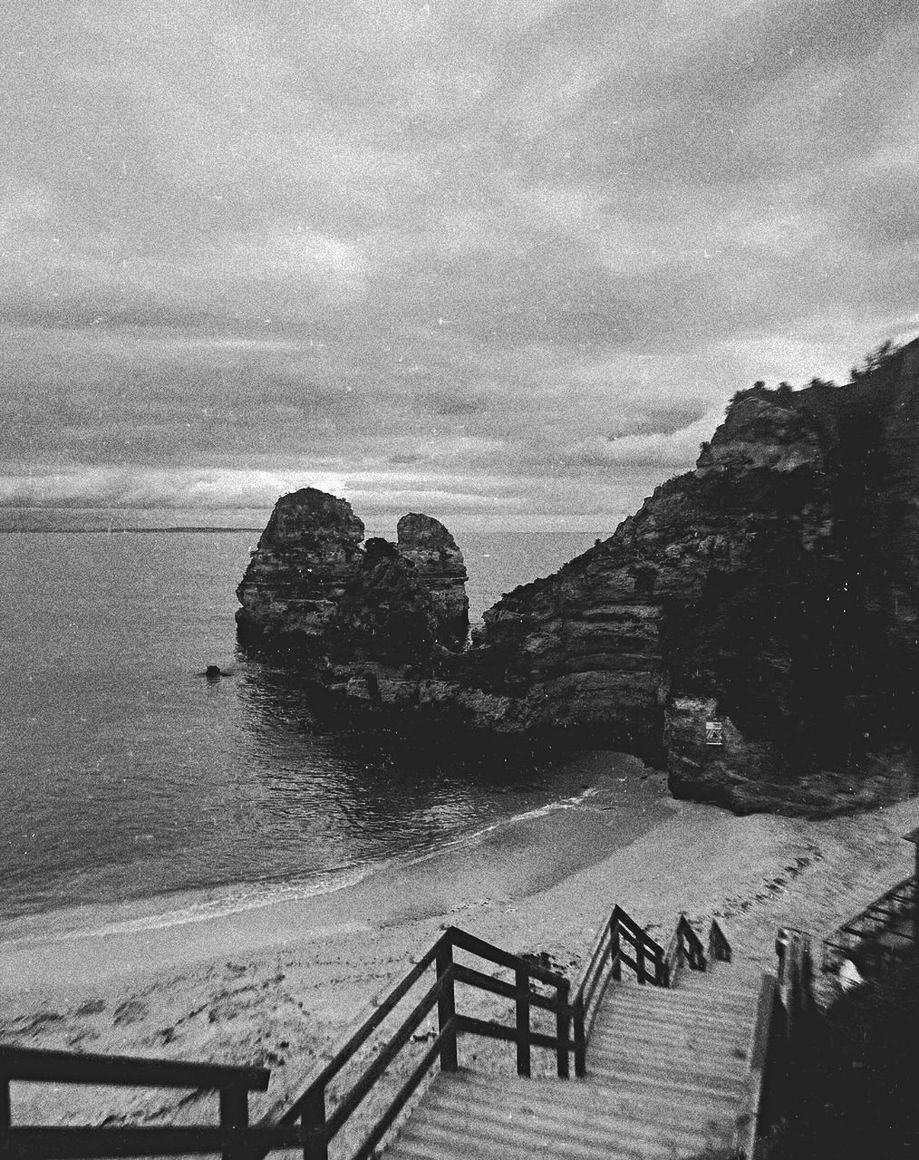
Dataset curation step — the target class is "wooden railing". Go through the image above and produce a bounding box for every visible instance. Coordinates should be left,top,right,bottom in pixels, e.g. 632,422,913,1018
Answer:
822,876,916,976
571,905,668,1075
733,927,817,1157
258,925,576,1160
0,1045,299,1159
777,928,816,1042
0,911,737,1160
709,918,732,964
733,973,779,1160
662,915,706,987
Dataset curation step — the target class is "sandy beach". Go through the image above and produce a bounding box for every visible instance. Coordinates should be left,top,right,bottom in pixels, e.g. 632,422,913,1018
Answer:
2,751,917,1147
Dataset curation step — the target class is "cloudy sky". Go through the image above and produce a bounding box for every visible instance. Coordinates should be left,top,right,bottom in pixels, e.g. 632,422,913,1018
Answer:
2,0,918,530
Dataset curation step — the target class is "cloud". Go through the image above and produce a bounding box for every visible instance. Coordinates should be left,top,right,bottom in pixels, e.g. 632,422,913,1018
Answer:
1,0,918,525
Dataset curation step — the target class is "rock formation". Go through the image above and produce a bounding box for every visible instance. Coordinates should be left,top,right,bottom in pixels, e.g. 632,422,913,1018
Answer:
397,514,469,649
237,339,919,814
236,487,366,655
236,491,469,664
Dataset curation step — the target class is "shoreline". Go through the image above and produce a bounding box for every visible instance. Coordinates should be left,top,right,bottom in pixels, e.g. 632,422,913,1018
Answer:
0,753,672,995
2,753,918,1132
0,750,654,952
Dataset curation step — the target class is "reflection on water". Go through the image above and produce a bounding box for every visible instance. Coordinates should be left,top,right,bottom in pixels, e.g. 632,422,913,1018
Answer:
235,655,567,869
0,528,596,923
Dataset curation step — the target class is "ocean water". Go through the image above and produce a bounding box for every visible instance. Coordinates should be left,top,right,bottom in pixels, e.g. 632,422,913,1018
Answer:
0,523,599,927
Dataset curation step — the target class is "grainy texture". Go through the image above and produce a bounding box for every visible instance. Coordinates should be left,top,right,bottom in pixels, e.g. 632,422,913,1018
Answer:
238,342,919,813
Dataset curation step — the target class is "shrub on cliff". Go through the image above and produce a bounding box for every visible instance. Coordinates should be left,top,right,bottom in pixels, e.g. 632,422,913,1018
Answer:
850,338,900,381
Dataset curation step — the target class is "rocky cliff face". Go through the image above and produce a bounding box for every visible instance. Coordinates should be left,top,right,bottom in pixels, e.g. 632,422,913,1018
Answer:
237,340,919,814
236,491,469,663
397,514,469,650
236,487,365,654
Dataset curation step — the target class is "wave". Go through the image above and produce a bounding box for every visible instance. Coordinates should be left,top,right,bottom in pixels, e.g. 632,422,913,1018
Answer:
0,785,603,947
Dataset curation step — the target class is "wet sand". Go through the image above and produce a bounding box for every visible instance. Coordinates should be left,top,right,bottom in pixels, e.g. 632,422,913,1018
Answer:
1,751,916,1141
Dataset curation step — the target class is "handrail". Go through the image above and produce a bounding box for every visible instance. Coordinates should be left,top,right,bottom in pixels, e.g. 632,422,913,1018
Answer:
777,928,815,1043
0,1045,269,1092
662,915,706,987
708,918,732,963
0,1124,303,1160
571,904,667,1076
822,876,916,975
0,1046,279,1160
259,925,576,1160
732,973,778,1160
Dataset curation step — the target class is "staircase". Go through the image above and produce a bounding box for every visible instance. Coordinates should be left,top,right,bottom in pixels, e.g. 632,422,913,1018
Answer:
385,959,763,1160
0,915,775,1160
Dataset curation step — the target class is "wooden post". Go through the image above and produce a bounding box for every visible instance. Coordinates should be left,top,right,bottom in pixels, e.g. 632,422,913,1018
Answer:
218,1084,248,1160
611,923,621,982
515,967,531,1077
436,940,458,1072
556,981,570,1079
301,1085,328,1160
636,938,646,985
0,1072,10,1160
573,996,587,1079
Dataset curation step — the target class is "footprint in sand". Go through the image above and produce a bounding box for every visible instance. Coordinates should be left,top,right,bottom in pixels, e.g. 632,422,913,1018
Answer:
113,998,147,1026
75,998,105,1017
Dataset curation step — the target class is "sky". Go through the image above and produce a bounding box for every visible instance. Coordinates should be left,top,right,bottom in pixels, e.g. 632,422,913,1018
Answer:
1,0,918,531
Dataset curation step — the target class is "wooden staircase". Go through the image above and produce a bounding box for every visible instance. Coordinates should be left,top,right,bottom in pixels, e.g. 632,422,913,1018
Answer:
0,913,777,1160
385,960,763,1160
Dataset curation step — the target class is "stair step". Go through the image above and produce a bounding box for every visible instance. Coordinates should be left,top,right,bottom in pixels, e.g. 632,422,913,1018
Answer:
428,1079,735,1138
387,1131,700,1160
398,1107,712,1160
588,1051,748,1084
588,1058,747,1095
588,1035,750,1065
605,984,755,1009
583,1063,747,1102
672,986,760,1006
593,1013,752,1041
415,1094,718,1148
601,989,754,1014
601,1020,750,1046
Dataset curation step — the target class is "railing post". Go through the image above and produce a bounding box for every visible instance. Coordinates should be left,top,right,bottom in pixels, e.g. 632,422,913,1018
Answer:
0,1070,10,1160
515,967,531,1077
436,939,458,1073
301,1084,328,1160
636,938,646,985
573,996,587,1079
218,1083,248,1160
556,980,570,1079
611,921,621,982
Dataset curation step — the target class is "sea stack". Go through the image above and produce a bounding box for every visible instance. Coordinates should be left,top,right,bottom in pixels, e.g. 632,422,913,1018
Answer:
235,487,365,651
236,490,469,665
396,513,469,650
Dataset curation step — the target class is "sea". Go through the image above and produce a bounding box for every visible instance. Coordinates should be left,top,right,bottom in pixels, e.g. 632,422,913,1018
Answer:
0,512,602,933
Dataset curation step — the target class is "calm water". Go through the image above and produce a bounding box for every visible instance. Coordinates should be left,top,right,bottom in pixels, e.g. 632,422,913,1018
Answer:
0,526,598,924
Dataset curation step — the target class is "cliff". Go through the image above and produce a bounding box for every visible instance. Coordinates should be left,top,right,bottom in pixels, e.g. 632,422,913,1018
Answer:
237,339,919,814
